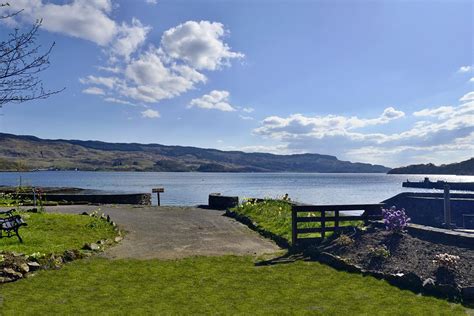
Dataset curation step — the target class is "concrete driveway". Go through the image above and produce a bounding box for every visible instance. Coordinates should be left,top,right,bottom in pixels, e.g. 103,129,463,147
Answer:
39,205,280,260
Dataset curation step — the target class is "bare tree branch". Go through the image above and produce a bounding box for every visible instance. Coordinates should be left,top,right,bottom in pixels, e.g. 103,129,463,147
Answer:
0,5,63,105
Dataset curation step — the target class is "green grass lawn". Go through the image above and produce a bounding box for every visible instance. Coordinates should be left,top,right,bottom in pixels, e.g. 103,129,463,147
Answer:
0,212,117,255
231,200,360,244
0,256,466,315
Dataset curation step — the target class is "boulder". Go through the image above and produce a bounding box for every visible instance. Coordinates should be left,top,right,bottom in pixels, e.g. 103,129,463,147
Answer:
18,263,29,274
3,268,23,279
82,243,100,251
0,276,13,283
27,262,41,271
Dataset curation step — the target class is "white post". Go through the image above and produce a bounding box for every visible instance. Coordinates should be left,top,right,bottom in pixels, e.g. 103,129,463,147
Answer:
444,184,452,229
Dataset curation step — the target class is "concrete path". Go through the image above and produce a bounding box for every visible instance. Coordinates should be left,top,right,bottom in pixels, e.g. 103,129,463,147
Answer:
38,205,280,260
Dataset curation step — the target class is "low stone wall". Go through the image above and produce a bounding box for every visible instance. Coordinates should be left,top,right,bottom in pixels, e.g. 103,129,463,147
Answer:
208,193,239,210
15,193,152,205
383,192,474,228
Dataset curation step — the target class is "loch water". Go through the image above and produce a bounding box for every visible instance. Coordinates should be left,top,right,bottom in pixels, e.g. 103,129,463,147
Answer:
1,171,473,206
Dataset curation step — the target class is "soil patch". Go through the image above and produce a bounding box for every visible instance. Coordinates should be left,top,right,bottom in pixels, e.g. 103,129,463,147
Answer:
320,227,474,287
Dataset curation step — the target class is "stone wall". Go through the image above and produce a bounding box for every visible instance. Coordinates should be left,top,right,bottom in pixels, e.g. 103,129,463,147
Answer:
383,192,474,228
208,193,239,210
16,193,152,205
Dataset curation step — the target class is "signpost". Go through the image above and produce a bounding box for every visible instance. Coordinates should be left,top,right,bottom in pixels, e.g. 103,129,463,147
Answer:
152,188,164,206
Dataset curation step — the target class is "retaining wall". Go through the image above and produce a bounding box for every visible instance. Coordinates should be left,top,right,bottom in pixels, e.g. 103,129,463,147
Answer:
15,193,152,205
383,192,474,228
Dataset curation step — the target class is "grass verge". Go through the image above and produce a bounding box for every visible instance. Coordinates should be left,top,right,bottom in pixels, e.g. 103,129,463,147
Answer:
230,200,361,245
0,212,117,255
0,256,466,315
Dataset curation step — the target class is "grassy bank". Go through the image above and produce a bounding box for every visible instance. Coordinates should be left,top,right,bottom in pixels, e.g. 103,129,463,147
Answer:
231,199,361,244
0,212,116,254
0,256,465,315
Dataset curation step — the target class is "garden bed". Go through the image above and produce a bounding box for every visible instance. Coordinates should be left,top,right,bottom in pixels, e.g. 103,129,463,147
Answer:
320,227,474,287
315,226,474,302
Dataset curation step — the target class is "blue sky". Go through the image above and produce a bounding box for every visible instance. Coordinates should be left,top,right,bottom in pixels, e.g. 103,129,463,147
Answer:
0,0,472,167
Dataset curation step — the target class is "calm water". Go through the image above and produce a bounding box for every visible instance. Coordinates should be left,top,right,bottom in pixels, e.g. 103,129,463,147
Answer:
1,172,473,206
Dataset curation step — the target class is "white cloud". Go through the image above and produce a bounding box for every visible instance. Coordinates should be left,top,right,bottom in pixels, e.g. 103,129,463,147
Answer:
239,115,254,120
188,90,236,112
458,65,473,73
5,1,151,63
253,94,474,165
161,21,243,70
97,66,121,74
79,76,119,89
141,109,160,118
413,105,454,119
119,48,207,103
4,5,243,111
104,97,136,106
82,87,105,95
242,107,254,113
78,21,241,104
460,91,474,102
224,144,291,155
111,18,151,60
254,107,405,140
145,0,158,4
470,77,474,83
6,0,117,46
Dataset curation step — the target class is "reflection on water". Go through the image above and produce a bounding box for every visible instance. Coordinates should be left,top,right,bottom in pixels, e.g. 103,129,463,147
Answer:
1,171,473,206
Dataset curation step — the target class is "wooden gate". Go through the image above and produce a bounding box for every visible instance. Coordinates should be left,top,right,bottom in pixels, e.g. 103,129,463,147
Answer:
291,203,384,245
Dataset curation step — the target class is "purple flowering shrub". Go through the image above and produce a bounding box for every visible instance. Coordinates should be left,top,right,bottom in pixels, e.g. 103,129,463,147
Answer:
382,206,410,233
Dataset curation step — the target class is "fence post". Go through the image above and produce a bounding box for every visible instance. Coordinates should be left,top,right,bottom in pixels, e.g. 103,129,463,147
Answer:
321,210,326,239
444,184,452,229
291,207,297,247
334,210,339,232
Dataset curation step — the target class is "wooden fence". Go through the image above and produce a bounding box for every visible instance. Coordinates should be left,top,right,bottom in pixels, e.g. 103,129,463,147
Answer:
291,203,385,246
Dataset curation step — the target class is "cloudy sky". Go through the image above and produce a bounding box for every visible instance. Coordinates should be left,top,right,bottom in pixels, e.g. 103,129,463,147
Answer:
0,0,472,168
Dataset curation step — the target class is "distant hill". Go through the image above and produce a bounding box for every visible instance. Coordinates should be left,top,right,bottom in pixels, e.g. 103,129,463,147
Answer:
388,158,474,175
0,133,389,173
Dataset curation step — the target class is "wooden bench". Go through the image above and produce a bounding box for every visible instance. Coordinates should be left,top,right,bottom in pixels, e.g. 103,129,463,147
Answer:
0,214,27,243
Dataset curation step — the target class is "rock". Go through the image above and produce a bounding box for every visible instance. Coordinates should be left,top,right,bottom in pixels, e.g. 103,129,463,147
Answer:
0,276,13,283
80,211,89,216
422,278,436,291
114,236,123,243
63,250,77,262
27,262,41,271
389,272,423,291
3,268,23,279
18,263,29,274
83,243,100,251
